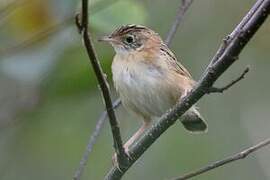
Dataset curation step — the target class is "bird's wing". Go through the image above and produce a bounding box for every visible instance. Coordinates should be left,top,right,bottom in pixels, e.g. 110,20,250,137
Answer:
160,44,192,78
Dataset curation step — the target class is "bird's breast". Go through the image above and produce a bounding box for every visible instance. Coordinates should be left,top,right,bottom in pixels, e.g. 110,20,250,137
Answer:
112,55,177,118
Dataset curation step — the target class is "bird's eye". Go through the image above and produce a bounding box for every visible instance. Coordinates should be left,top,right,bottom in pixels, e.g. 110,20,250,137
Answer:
125,35,134,44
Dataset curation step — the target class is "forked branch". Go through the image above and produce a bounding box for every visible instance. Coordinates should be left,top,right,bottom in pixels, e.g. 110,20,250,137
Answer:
75,0,128,175
165,0,194,45
173,138,270,180
207,66,250,93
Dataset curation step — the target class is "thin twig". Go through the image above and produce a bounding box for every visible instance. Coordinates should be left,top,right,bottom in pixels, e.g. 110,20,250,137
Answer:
105,0,270,179
207,66,250,93
73,99,121,180
173,138,270,180
72,1,123,179
165,0,194,45
77,0,127,169
206,0,265,68
73,113,106,180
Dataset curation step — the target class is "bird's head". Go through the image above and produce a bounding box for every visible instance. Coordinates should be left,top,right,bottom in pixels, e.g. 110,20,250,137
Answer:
99,24,162,56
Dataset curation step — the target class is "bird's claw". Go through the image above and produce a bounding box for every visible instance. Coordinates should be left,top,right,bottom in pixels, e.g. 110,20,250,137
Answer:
112,146,131,170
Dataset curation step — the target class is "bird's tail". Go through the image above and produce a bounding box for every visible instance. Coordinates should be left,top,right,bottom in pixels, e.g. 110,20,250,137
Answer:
180,106,208,133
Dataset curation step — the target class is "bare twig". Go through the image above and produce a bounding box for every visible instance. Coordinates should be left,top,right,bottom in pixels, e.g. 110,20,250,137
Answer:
173,138,270,180
206,0,265,67
165,0,194,45
73,99,121,180
73,113,107,180
207,66,250,93
77,0,127,169
105,0,270,179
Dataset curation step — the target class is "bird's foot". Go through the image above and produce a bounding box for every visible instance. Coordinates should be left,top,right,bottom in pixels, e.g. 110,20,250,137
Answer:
112,146,131,171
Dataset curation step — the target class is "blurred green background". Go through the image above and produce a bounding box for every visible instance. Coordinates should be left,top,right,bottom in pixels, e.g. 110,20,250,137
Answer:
0,0,269,179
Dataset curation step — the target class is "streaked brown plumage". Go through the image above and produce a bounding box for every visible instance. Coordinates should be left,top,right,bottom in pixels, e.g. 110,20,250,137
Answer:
99,24,207,154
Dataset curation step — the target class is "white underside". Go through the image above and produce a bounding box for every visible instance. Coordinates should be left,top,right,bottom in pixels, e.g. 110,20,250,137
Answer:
112,54,177,120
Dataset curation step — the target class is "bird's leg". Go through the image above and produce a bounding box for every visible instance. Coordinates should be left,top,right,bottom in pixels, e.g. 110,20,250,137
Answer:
123,120,151,153
181,88,190,99
112,120,150,165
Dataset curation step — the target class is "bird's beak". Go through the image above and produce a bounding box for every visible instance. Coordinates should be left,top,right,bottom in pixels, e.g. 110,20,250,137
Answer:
98,35,113,42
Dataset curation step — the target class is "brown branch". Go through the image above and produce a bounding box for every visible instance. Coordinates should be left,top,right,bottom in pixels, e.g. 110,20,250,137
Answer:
73,99,121,180
76,0,128,169
206,0,265,67
207,66,250,93
105,0,270,179
173,138,270,180
165,0,194,45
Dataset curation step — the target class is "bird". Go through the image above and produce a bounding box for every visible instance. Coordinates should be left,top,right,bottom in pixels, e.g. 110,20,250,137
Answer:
99,24,207,154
